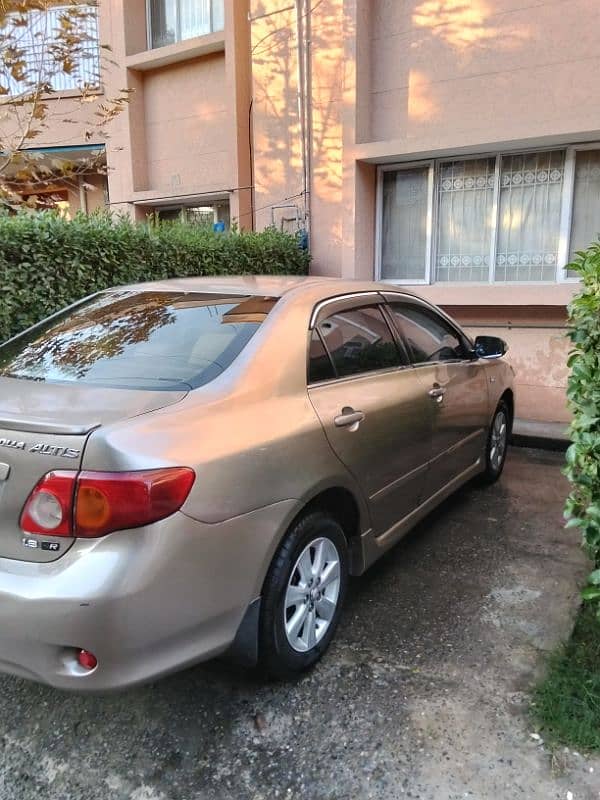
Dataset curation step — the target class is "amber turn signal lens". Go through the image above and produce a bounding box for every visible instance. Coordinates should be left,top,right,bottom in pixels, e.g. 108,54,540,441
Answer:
76,485,111,531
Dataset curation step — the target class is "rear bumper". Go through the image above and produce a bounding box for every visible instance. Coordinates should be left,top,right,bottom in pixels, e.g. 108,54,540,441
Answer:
0,500,296,691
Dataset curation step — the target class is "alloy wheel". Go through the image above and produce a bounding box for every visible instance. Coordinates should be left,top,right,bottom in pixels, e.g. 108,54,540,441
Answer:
489,409,507,472
284,536,341,653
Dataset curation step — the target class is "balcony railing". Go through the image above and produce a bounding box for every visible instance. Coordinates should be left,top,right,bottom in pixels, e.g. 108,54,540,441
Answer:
147,0,225,50
1,4,100,96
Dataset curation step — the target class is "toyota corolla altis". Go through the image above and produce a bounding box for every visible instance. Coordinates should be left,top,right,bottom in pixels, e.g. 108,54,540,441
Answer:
0,276,514,689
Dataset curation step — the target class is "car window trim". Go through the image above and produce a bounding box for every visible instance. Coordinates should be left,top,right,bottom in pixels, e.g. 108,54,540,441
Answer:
308,361,413,389
309,291,382,329
379,302,413,366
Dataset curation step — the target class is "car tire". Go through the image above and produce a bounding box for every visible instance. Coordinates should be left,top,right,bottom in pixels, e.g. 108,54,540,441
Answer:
258,511,348,679
477,400,510,485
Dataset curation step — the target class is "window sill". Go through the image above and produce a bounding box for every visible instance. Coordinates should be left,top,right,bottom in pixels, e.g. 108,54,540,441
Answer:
0,87,104,104
395,283,579,307
125,31,226,72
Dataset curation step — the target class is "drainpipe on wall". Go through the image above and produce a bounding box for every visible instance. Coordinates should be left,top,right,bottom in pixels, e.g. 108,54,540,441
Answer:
304,0,313,244
295,0,311,244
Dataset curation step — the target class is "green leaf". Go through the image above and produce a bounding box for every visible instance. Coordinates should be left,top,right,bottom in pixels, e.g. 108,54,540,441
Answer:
581,586,600,601
588,569,600,586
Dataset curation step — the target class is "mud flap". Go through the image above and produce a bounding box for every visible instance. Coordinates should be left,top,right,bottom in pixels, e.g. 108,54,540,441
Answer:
226,597,261,667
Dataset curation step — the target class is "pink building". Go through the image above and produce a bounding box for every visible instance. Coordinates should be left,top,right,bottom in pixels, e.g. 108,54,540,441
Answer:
6,0,600,424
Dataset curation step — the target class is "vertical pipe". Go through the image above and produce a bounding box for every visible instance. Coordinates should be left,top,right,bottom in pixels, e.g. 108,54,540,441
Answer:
295,0,309,236
78,175,88,215
304,0,312,242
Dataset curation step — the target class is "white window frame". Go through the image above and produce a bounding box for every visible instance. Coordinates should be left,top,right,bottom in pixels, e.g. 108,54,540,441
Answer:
376,144,600,286
375,160,435,285
146,0,223,49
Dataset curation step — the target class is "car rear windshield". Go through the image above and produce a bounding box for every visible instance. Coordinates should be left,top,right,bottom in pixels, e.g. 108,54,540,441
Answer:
0,291,277,390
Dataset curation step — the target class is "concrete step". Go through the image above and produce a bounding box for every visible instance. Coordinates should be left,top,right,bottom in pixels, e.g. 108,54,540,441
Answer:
511,418,570,452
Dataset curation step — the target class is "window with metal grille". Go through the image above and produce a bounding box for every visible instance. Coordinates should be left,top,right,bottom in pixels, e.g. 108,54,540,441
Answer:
378,146,599,284
1,4,100,96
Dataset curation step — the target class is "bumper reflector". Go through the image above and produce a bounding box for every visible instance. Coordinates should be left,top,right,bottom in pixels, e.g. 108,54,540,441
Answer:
77,649,98,671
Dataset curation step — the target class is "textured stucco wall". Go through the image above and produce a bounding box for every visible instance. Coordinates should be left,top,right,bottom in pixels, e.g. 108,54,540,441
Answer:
143,55,233,196
367,0,600,153
463,325,571,422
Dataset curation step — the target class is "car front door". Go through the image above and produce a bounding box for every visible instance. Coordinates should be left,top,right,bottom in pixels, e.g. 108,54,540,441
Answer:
384,298,489,500
307,295,433,537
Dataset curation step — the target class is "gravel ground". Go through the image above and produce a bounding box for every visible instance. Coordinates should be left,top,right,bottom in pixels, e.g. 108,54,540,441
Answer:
1,447,598,800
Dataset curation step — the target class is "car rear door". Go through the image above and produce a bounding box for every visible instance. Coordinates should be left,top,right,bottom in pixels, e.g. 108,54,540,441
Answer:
307,294,434,536
384,297,489,500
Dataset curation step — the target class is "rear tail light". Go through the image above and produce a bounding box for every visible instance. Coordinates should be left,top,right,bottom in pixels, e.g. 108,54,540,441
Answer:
20,468,195,539
75,468,195,537
20,471,76,537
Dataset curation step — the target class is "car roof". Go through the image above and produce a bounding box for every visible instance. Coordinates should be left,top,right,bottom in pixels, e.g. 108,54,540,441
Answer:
112,275,419,300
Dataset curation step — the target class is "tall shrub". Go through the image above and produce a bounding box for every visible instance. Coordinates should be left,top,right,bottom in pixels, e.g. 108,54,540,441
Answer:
0,212,310,341
565,241,600,616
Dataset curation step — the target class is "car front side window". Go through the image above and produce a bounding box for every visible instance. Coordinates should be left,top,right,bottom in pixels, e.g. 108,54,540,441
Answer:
387,303,468,365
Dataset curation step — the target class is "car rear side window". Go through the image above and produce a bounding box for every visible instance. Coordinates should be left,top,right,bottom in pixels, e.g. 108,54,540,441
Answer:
387,303,467,364
315,305,405,379
308,329,336,383
0,291,277,391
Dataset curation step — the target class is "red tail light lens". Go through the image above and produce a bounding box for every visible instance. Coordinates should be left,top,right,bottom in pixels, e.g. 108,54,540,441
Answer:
20,471,77,536
21,468,195,539
75,468,195,538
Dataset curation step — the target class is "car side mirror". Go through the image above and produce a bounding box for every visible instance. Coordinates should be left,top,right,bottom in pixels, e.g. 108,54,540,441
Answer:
474,335,507,360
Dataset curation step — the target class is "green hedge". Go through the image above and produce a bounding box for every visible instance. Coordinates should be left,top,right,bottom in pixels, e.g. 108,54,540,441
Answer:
0,212,310,341
565,241,600,616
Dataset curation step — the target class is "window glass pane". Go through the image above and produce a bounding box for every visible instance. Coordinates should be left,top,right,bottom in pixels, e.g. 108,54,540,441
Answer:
381,167,429,281
212,0,225,31
0,292,276,390
495,150,564,281
180,0,212,39
308,330,335,383
388,304,466,364
317,307,403,378
436,158,495,282
569,150,600,266
149,0,177,48
150,0,223,46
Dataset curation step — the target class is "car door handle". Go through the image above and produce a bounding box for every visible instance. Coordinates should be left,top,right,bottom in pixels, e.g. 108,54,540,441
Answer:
428,386,446,402
334,408,366,428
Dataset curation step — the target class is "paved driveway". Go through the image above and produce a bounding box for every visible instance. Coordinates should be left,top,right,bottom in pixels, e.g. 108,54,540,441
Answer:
1,447,597,800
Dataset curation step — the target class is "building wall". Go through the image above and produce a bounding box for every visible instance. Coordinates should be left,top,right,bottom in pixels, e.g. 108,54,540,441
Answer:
143,55,233,195
468,325,570,422
368,0,600,152
6,0,251,222
103,0,251,222
250,1,305,232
